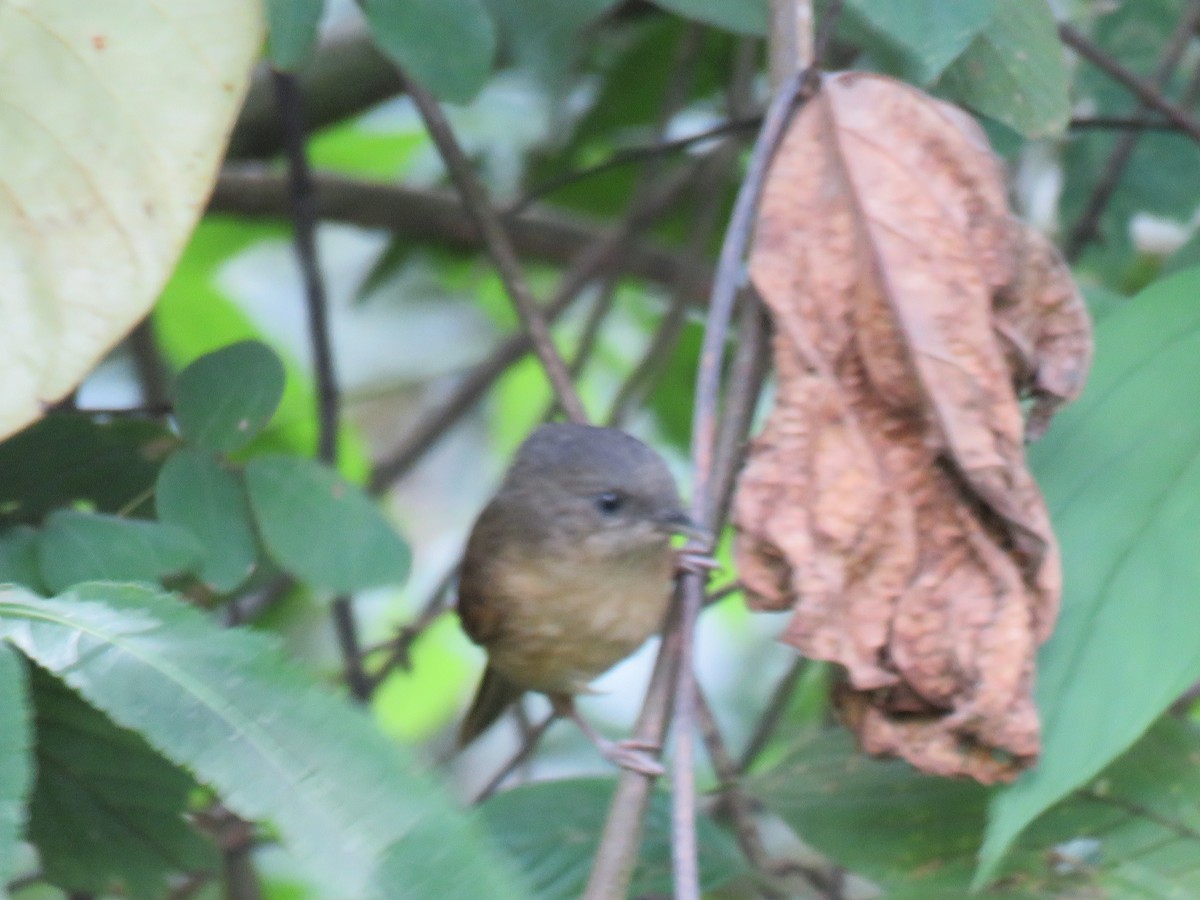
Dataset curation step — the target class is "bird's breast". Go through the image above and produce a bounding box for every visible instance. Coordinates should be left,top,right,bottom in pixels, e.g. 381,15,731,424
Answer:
483,543,674,695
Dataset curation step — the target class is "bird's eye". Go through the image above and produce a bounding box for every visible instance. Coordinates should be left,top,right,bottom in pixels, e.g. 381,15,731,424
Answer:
595,491,623,514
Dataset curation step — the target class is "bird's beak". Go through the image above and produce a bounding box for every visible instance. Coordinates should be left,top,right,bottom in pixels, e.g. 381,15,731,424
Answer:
655,510,711,544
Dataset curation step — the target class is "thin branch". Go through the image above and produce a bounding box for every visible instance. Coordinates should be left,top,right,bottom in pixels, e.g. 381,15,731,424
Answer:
583,601,683,899
366,565,458,689
395,70,588,423
738,656,808,773
695,688,839,899
668,39,811,900
272,70,369,704
1064,1,1200,260
272,71,340,463
368,164,700,493
1059,23,1200,145
1069,114,1191,131
72,403,173,419
606,152,732,427
511,116,761,215
232,24,402,160
210,168,710,299
128,319,170,407
470,713,557,804
709,297,771,530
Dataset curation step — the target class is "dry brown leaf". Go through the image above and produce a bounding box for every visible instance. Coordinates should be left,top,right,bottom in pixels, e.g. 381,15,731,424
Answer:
734,72,1092,784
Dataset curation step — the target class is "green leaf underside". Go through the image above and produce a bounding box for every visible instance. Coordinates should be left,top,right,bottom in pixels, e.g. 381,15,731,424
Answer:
753,720,1200,896
648,0,767,35
363,0,497,104
481,777,746,898
977,266,1200,885
0,526,45,592
173,340,286,454
0,644,31,886
26,668,216,899
937,0,1069,138
36,511,202,595
266,0,325,71
0,583,524,897
244,455,409,592
847,0,995,83
155,449,258,592
0,415,170,528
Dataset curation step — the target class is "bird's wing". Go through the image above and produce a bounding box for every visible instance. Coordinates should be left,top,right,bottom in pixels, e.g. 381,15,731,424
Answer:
456,504,506,646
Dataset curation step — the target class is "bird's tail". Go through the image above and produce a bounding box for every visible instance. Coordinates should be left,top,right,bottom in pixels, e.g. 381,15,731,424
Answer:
458,666,524,747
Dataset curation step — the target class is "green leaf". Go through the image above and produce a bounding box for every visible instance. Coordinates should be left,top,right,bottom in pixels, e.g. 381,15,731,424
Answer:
0,644,31,886
1019,717,1200,897
846,0,995,83
26,669,216,899
752,730,989,895
244,455,410,592
483,0,621,83
173,341,286,454
37,511,202,594
155,449,258,592
0,583,528,898
266,0,325,71
0,527,46,592
976,267,1200,886
481,777,747,898
751,719,1200,896
0,415,171,528
648,0,767,35
363,0,496,104
937,0,1069,138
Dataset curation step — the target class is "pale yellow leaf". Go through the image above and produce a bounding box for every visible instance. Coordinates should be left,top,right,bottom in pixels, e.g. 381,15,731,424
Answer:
0,0,264,439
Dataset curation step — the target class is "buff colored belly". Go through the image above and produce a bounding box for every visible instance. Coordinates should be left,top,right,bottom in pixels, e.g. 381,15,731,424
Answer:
486,548,674,695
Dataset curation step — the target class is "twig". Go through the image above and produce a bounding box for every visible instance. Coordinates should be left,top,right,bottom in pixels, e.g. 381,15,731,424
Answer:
232,23,401,160
1064,2,1200,260
72,403,173,419
128,319,170,407
470,713,557,805
709,297,771,530
1069,114,1189,131
394,70,588,423
695,688,838,899
583,602,683,899
1059,23,1200,145
606,151,732,427
668,35,813,900
738,656,809,774
5,872,44,894
546,24,709,425
510,116,761,215
272,70,369,704
272,71,340,463
368,165,700,493
366,565,458,689
211,168,710,298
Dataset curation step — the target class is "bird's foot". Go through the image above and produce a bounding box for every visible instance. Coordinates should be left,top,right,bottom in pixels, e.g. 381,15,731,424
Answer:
675,550,720,576
597,738,666,777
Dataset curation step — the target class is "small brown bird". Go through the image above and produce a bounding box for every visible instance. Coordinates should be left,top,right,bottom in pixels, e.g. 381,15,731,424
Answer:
456,423,704,774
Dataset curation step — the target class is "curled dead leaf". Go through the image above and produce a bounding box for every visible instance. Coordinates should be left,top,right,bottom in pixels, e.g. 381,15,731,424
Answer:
734,72,1092,783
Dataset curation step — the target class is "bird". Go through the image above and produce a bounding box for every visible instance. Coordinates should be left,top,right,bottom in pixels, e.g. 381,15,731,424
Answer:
455,423,707,775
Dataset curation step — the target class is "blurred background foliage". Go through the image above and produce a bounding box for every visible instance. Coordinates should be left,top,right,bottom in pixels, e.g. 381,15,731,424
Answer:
3,0,1200,897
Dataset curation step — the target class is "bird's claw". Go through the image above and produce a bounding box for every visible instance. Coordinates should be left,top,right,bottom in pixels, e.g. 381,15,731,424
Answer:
676,550,720,575
601,740,665,777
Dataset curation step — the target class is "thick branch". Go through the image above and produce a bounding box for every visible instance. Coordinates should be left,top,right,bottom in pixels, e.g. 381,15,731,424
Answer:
210,168,709,299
